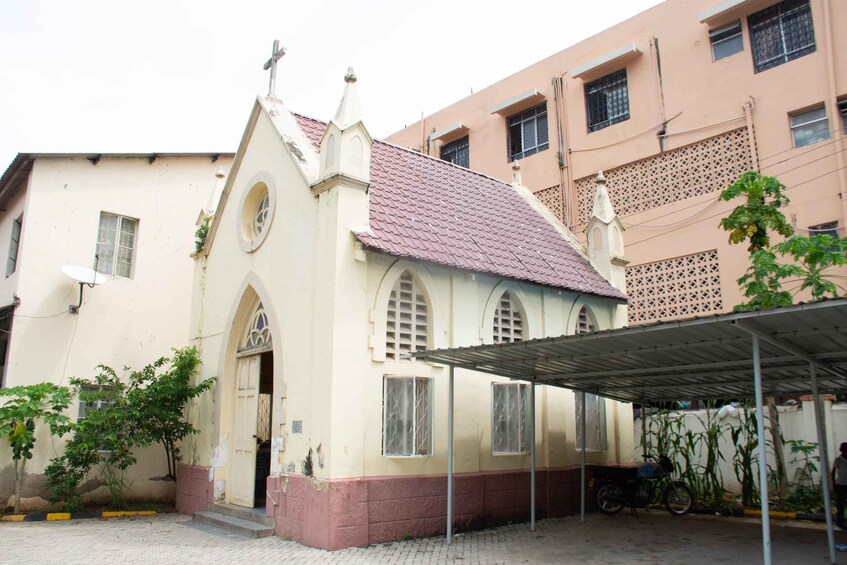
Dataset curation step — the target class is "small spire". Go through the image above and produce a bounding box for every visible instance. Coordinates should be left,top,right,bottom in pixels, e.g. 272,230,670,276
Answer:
333,66,363,129
591,170,616,223
511,161,522,186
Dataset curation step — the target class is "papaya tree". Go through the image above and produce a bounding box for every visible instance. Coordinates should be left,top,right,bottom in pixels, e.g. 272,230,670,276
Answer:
0,383,72,513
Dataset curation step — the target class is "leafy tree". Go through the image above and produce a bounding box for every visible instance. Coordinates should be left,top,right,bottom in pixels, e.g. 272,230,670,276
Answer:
719,171,794,253
0,384,72,513
45,347,214,509
128,347,215,480
775,234,847,299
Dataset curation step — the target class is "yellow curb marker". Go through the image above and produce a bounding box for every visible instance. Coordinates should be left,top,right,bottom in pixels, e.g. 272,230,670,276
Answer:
1,515,26,522
46,513,71,521
102,511,156,518
743,509,797,520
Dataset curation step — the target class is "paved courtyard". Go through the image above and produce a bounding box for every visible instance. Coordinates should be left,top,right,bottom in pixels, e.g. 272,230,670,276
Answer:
0,511,844,564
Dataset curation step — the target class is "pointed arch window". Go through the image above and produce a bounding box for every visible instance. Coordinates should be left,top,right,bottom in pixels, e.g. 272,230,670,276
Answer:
493,291,524,343
385,271,429,361
577,306,596,334
241,305,272,352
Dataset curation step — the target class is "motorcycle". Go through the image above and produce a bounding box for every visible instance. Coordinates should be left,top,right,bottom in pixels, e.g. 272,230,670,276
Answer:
593,454,693,516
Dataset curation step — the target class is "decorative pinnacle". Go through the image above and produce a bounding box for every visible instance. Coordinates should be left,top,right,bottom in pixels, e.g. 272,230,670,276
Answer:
345,67,357,83
596,170,606,185
511,161,522,186
512,161,521,172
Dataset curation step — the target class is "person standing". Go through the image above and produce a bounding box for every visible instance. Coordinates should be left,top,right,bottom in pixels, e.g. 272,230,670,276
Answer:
832,442,847,530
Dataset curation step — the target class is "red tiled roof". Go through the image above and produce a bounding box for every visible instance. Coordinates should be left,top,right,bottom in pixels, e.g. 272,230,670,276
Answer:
294,114,626,301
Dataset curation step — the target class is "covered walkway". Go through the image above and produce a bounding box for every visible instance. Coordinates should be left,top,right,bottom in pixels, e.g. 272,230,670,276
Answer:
409,298,847,565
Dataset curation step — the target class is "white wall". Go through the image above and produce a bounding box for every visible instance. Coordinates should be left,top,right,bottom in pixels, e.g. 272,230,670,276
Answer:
0,154,233,509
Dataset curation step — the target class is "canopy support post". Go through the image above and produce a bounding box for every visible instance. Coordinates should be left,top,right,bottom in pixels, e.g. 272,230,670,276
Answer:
580,391,587,524
446,365,454,545
530,380,536,531
810,362,837,565
641,404,648,461
752,334,772,565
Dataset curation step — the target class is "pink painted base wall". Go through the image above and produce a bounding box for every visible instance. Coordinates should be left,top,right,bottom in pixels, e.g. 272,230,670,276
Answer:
267,467,589,550
175,464,213,516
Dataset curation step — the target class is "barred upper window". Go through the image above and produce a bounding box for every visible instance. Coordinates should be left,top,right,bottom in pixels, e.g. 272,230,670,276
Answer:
493,291,524,343
790,105,829,148
748,0,815,73
585,69,630,133
507,103,549,161
440,136,469,168
492,382,528,454
383,376,431,456
386,271,429,360
709,21,743,62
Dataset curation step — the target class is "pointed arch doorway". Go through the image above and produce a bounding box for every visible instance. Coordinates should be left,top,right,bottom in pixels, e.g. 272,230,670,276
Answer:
232,304,274,508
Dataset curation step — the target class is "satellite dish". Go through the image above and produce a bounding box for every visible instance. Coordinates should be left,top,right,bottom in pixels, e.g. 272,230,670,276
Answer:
62,264,107,314
62,265,108,286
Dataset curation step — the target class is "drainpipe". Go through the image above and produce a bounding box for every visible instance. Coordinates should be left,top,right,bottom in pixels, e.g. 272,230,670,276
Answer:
555,75,576,228
743,98,760,171
650,37,667,153
821,0,847,231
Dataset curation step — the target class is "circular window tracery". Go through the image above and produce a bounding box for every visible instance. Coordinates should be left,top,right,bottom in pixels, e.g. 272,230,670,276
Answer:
237,173,276,253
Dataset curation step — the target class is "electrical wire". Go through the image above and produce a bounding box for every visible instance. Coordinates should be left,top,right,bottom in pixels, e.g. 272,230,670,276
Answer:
58,313,80,386
757,128,846,164
659,115,745,137
569,112,683,154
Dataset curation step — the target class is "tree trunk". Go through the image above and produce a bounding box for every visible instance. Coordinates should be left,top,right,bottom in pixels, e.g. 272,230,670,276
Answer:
13,457,25,514
768,398,788,496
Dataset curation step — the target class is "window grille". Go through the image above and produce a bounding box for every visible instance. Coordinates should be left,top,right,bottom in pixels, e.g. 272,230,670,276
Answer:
790,105,830,148
6,215,21,277
242,306,272,351
839,99,847,134
256,393,272,442
77,385,116,420
585,69,630,133
709,21,743,61
385,271,429,360
492,382,528,454
576,306,596,334
507,103,549,161
96,213,137,278
625,250,723,325
809,221,840,239
254,192,270,235
575,128,753,225
749,0,815,73
440,136,470,168
575,391,607,451
383,376,431,456
493,291,524,343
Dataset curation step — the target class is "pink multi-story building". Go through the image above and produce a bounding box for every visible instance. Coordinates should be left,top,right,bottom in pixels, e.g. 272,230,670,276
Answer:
388,0,847,323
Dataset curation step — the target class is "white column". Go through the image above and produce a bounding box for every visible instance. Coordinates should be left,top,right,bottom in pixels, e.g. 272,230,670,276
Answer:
752,334,771,565
530,380,536,531
580,391,587,524
810,362,837,565
446,365,454,545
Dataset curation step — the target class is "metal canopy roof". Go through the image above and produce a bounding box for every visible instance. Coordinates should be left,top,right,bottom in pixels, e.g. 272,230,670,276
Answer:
409,299,847,404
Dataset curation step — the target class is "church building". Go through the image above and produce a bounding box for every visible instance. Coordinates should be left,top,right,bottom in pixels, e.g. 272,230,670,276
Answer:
178,68,634,549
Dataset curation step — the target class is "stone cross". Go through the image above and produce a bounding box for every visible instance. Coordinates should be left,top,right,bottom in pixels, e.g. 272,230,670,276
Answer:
263,39,286,97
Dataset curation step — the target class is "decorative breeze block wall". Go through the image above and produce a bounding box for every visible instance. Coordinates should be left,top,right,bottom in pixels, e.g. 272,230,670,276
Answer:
533,184,564,222
625,250,723,325
575,128,753,225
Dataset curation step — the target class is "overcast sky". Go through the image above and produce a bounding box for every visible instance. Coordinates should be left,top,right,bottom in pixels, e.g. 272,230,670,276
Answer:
0,0,663,168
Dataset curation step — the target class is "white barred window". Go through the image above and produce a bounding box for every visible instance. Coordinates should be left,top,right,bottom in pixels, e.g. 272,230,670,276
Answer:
575,306,606,451
96,213,137,278
242,306,272,351
383,376,431,456
493,292,524,343
492,382,528,454
385,271,429,360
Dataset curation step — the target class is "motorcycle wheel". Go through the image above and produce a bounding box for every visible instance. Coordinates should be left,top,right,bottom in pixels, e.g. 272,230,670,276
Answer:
663,481,693,515
595,481,625,515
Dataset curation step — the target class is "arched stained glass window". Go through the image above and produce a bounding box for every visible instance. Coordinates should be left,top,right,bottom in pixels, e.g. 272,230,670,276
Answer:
242,305,272,351
254,193,270,236
493,291,524,343
385,271,429,361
